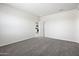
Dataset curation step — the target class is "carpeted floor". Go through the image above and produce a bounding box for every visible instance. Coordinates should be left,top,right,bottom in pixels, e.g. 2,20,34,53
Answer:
0,37,79,56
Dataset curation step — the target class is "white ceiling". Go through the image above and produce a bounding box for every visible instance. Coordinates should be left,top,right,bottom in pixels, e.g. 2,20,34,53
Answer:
9,3,79,17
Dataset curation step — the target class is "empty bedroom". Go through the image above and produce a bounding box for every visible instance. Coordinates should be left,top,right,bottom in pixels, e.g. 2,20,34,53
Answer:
0,3,79,56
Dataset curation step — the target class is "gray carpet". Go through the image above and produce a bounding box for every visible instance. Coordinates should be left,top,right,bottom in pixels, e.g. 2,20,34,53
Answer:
0,37,79,56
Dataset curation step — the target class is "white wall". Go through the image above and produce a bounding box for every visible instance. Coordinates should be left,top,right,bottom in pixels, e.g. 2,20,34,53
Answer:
0,4,79,46
40,9,78,42
75,10,79,42
0,4,38,46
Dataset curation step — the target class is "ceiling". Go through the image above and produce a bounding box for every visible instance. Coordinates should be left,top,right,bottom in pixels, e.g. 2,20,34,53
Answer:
9,3,79,17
